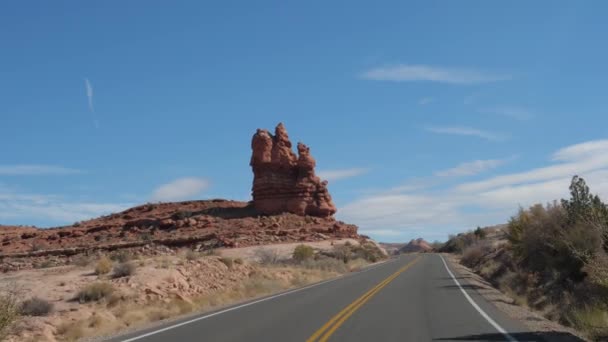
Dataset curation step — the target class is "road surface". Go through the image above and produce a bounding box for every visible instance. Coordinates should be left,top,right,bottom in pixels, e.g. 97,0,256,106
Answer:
109,254,574,342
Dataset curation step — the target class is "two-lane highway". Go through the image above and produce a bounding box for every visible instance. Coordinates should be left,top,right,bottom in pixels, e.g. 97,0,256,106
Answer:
110,254,543,342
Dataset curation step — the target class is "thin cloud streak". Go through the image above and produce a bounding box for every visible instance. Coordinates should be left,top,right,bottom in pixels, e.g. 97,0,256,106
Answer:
0,165,82,176
482,106,534,121
435,158,511,177
360,64,512,84
318,168,369,182
84,78,99,128
425,125,507,142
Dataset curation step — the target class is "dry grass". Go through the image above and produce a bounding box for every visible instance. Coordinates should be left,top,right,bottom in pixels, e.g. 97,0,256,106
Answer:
77,282,115,303
0,289,19,339
95,256,113,275
20,297,53,316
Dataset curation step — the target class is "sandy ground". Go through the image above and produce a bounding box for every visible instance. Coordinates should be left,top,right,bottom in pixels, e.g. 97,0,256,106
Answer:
1,239,373,342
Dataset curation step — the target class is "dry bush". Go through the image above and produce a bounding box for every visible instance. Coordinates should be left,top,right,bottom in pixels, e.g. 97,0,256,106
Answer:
112,262,136,278
72,255,91,267
20,297,53,316
293,244,314,263
461,242,493,268
110,250,131,263
185,249,200,261
219,257,234,269
0,289,19,339
95,256,113,275
255,248,280,265
234,258,244,265
77,282,114,303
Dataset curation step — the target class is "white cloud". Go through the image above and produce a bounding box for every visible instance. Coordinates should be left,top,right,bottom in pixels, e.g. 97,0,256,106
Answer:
0,165,81,175
0,187,130,225
482,106,534,121
435,158,510,177
419,97,434,105
318,168,368,182
360,64,512,84
337,139,608,242
425,125,507,141
151,177,209,202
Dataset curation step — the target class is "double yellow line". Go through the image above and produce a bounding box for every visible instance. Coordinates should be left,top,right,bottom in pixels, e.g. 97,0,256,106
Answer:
306,256,422,342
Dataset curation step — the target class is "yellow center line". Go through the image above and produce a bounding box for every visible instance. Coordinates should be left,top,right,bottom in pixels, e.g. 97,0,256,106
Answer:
306,256,422,342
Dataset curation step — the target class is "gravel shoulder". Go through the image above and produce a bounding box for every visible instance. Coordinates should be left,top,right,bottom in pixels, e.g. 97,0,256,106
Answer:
444,253,589,342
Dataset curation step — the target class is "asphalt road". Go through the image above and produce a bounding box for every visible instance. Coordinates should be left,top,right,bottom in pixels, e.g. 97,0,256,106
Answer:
109,254,569,342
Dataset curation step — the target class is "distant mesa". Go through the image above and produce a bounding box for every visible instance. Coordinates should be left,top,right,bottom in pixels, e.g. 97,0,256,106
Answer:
251,123,337,217
399,238,433,253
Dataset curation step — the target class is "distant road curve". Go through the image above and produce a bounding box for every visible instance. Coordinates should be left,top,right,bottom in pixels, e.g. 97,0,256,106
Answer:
109,254,583,342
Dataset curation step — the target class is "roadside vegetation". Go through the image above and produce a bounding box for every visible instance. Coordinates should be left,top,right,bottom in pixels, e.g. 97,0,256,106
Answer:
443,176,608,340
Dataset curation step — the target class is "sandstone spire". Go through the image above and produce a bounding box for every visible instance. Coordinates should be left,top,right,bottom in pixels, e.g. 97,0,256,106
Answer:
251,123,337,217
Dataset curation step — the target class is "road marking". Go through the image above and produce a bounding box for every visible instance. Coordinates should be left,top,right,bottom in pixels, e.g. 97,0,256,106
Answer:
307,256,422,342
439,255,518,342
116,258,397,342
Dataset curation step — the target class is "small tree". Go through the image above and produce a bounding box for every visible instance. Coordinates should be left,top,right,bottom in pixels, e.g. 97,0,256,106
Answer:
474,227,487,239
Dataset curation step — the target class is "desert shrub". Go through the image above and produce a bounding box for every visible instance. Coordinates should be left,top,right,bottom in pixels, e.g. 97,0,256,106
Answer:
112,262,136,278
171,211,193,220
332,244,352,263
72,255,91,267
353,242,386,262
110,250,131,263
461,242,493,268
0,290,19,339
35,260,54,269
77,282,114,303
255,248,280,265
140,232,153,242
20,297,53,316
185,249,200,260
95,256,113,275
234,258,244,265
219,257,234,268
293,245,314,263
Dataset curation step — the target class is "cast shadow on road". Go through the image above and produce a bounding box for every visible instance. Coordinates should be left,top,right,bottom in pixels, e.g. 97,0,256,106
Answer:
434,331,585,341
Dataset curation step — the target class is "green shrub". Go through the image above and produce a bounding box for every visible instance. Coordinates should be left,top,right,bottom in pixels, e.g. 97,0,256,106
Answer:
112,262,136,278
293,245,314,263
77,283,114,303
20,297,53,316
95,256,113,275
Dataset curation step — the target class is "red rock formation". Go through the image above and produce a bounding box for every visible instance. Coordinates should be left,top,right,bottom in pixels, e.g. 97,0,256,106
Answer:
251,123,337,217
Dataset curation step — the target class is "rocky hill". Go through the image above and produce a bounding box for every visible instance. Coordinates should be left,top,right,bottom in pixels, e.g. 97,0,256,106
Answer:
398,238,433,253
0,123,360,271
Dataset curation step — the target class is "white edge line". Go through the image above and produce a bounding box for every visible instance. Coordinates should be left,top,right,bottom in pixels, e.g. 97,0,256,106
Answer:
118,258,399,342
439,255,518,342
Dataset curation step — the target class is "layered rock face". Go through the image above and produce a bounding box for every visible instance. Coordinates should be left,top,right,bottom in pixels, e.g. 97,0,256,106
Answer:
251,123,337,217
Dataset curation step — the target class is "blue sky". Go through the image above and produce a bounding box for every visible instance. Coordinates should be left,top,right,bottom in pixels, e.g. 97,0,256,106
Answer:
2,1,608,242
